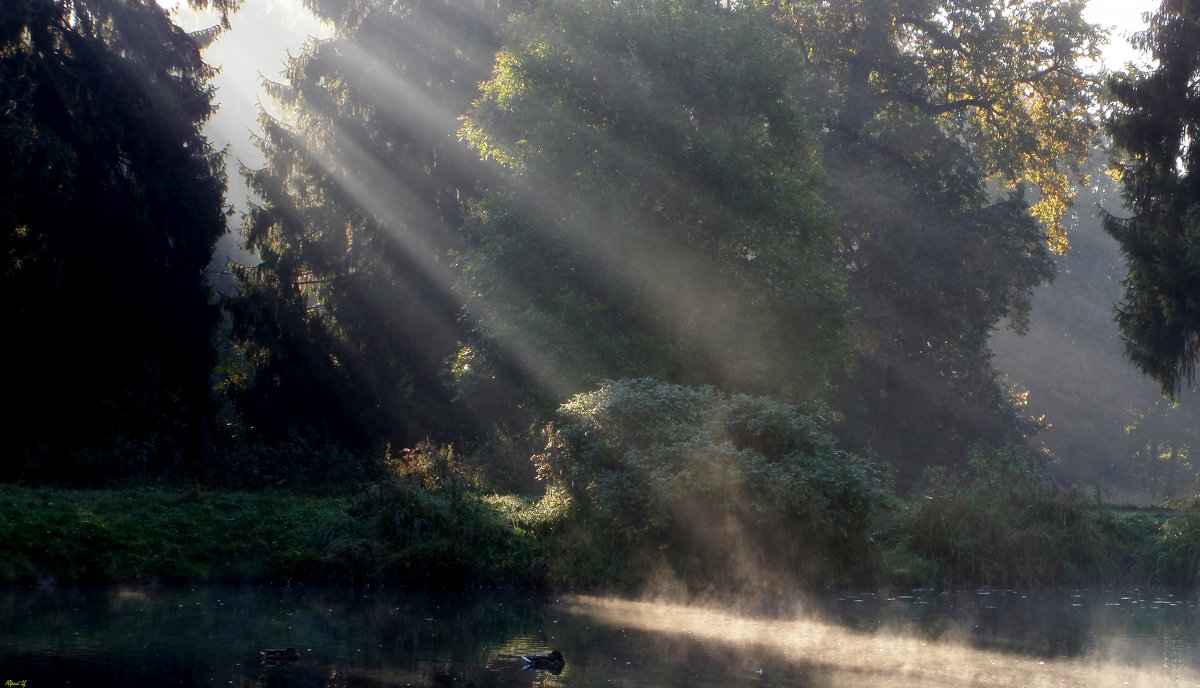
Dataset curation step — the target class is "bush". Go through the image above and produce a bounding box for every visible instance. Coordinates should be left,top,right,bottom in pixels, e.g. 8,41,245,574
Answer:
895,445,1118,585
533,378,888,589
1144,515,1200,584
317,444,548,586
197,433,388,490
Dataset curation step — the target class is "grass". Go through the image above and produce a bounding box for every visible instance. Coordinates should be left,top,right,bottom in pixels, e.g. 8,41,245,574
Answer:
5,479,1200,590
880,486,1200,587
0,486,339,585
0,483,551,587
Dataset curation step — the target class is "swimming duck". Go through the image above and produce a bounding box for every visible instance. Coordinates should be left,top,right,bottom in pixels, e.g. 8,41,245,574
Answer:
522,650,565,674
260,647,301,662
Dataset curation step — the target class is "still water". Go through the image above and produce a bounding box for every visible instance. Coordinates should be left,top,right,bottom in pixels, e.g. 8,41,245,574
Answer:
1,584,1198,687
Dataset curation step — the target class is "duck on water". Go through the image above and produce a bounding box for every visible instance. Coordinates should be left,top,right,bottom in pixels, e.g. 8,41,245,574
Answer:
261,647,301,663
522,650,565,674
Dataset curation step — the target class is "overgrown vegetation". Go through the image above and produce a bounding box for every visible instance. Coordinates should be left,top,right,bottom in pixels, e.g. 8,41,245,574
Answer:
7,0,1200,595
532,379,886,590
7,470,1200,590
882,446,1200,588
9,388,1200,592
0,449,558,588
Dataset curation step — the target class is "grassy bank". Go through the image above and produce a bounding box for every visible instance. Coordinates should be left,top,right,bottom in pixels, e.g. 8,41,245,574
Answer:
5,479,1200,590
0,483,553,587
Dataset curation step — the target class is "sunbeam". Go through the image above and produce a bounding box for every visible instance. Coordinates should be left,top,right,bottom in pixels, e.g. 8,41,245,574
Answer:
563,595,1200,688
455,0,848,406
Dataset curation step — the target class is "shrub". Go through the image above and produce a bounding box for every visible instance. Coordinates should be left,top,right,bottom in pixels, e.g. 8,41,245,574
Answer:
532,378,888,589
896,445,1118,585
318,444,547,586
1145,515,1200,584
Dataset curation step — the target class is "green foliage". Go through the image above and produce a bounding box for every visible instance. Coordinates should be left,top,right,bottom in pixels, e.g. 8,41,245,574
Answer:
0,486,336,585
533,378,888,589
323,479,544,586
0,474,550,587
1105,0,1200,400
303,443,552,586
990,157,1200,503
1144,515,1200,584
761,0,1092,481
0,0,230,477
197,434,387,490
893,446,1120,586
773,0,1103,246
227,0,519,451
1162,494,1200,511
455,0,851,421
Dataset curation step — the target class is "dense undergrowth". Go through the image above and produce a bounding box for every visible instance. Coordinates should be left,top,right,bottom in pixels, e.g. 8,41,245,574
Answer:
3,478,1200,590
6,380,1200,591
3,479,1200,590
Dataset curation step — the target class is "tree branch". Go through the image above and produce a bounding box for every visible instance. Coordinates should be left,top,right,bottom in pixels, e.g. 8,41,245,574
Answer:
882,90,994,116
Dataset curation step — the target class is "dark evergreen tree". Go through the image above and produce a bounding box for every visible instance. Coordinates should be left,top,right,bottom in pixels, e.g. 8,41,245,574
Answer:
1,0,234,481
227,0,515,450
1105,0,1200,400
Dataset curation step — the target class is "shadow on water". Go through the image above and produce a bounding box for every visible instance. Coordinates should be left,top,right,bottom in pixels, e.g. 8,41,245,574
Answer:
0,585,1198,686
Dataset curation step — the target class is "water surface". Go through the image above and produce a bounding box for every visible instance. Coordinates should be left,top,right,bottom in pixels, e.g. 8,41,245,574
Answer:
1,585,1197,686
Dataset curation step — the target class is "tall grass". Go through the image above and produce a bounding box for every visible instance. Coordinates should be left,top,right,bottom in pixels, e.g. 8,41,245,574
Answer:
882,447,1178,587
0,486,336,585
0,440,567,588
6,439,1200,590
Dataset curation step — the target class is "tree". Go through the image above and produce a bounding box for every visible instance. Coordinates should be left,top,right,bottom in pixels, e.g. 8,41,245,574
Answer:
228,0,516,449
776,0,1102,251
1105,0,1200,400
1,0,234,480
760,0,1101,479
454,0,851,421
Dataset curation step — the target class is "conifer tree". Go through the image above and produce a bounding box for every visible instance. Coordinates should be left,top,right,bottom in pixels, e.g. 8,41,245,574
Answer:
1,0,234,480
1106,0,1200,400
228,0,515,448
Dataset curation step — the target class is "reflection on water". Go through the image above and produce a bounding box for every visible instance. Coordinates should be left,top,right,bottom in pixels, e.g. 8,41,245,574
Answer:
0,584,1197,686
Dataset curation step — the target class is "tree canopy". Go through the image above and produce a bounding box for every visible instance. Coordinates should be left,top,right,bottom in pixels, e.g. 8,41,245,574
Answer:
759,0,1098,475
0,0,1130,490
776,0,1102,251
224,0,1102,479
454,0,851,420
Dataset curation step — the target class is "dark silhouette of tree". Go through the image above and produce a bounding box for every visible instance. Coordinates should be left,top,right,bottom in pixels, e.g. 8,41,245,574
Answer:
1105,0,1200,400
1,0,235,481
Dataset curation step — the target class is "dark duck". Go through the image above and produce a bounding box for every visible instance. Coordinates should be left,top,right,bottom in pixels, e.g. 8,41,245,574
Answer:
522,650,565,674
260,647,301,663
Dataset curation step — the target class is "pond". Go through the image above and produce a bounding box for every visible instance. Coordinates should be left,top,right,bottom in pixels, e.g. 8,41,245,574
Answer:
1,584,1198,686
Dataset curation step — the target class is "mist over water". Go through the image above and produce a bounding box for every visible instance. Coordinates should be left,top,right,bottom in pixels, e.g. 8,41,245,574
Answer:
3,585,1197,687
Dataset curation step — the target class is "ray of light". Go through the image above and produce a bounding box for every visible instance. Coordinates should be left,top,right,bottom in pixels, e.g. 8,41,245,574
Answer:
303,37,591,401
562,594,1200,688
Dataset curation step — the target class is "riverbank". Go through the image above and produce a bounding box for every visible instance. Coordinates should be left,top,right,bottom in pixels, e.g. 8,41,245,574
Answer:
0,483,549,587
2,482,1199,589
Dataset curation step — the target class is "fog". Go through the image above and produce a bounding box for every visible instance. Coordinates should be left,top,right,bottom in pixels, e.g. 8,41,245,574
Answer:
169,0,331,275
562,594,1200,688
990,174,1200,503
